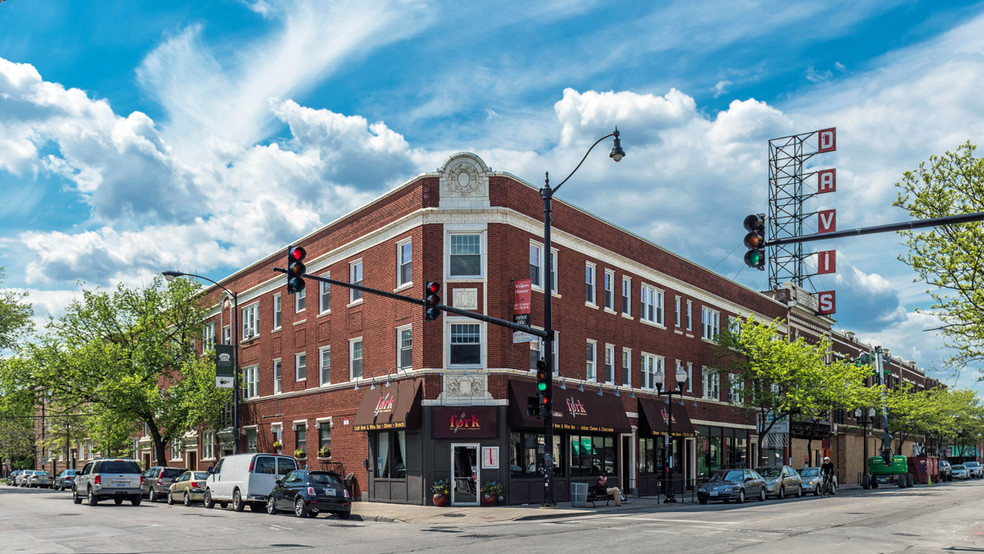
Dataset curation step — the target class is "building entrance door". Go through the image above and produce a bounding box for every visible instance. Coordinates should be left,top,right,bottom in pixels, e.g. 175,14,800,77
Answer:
451,444,479,506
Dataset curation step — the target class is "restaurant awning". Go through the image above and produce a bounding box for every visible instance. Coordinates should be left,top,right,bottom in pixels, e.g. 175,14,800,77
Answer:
508,380,631,434
352,379,422,432
637,397,696,437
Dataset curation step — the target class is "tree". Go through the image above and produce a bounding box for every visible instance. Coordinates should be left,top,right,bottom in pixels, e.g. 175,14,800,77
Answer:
713,316,872,465
20,277,232,466
894,142,984,371
0,267,35,471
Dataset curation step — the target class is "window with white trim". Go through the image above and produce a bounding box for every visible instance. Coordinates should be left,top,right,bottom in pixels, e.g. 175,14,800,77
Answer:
295,352,306,382
640,284,663,325
549,249,558,293
529,335,558,374
621,276,631,316
295,287,305,313
318,419,332,456
586,340,597,381
202,322,215,353
350,338,363,380
622,348,632,387
686,362,693,393
604,344,615,384
449,323,481,366
398,239,413,287
170,440,183,461
202,430,216,460
604,270,615,310
350,260,363,303
641,353,663,390
702,368,720,400
243,364,259,399
223,325,231,345
273,359,282,394
242,303,259,339
319,346,331,386
585,263,596,305
729,374,743,404
450,234,483,278
675,295,681,327
530,242,543,288
702,307,720,340
273,293,282,330
319,274,331,314
245,427,257,453
398,326,412,370
295,422,307,455
686,300,692,331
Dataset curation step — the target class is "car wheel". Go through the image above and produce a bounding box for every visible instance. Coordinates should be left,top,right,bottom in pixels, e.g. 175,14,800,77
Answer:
814,485,820,496
338,511,351,520
232,489,246,512
72,487,82,505
778,486,784,500
184,491,192,507
266,496,278,515
167,490,175,505
294,497,308,518
114,498,124,505
149,489,158,502
87,487,98,506
203,489,215,509
737,489,745,504
132,495,141,506
759,488,766,502
796,485,803,498
699,498,708,505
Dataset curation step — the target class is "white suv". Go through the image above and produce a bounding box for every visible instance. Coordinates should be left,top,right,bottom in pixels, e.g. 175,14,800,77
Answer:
204,454,297,512
73,458,144,506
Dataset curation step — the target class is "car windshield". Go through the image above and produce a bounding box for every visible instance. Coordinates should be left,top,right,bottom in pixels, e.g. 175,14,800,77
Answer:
757,468,781,478
193,472,209,480
162,468,184,478
35,472,49,477
966,462,980,466
309,473,343,487
800,468,819,477
711,470,745,482
100,461,141,474
952,465,966,470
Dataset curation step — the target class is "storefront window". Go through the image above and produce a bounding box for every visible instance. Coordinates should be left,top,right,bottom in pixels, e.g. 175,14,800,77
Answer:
639,438,656,474
509,432,563,477
727,428,748,468
375,431,406,479
569,434,614,476
696,425,723,480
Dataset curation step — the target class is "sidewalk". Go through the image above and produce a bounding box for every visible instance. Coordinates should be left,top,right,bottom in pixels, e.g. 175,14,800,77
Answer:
352,494,677,524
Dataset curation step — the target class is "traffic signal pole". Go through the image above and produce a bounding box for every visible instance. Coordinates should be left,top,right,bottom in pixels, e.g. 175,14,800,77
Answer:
761,211,984,248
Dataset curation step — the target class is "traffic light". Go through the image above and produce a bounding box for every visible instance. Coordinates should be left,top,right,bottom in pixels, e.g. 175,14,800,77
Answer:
536,359,550,417
743,213,766,271
424,281,442,321
286,246,306,294
527,396,539,417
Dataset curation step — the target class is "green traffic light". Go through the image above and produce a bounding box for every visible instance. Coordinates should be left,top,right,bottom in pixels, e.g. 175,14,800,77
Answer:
537,382,547,392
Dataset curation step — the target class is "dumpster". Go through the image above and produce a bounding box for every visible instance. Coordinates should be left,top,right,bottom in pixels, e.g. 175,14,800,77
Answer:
907,455,939,484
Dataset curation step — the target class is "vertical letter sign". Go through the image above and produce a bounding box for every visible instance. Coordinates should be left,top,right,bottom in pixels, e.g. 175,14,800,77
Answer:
817,169,836,193
215,344,235,388
817,291,836,315
818,209,836,234
818,128,836,153
817,250,836,274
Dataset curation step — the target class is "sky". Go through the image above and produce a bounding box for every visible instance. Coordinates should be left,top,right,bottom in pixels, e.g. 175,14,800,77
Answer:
2,0,984,390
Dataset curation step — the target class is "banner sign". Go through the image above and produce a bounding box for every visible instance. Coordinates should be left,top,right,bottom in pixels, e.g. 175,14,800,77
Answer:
215,345,235,388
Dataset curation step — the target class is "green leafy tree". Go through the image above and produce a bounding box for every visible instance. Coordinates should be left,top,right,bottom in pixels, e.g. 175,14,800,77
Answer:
894,142,984,371
20,277,231,466
0,268,35,470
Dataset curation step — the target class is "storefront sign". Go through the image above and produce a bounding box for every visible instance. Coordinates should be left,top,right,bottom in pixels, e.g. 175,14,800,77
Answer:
482,446,499,469
352,380,422,432
432,406,498,439
507,380,632,435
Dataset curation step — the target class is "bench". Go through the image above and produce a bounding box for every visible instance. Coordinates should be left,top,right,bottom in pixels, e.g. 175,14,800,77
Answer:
586,484,616,507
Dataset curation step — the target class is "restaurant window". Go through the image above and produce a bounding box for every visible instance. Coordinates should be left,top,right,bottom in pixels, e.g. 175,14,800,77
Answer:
569,434,614,477
374,430,406,479
726,428,748,468
638,437,664,474
509,432,563,478
696,425,724,480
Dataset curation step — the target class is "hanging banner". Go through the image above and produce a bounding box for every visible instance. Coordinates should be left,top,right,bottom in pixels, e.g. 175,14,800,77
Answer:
513,278,532,327
215,345,235,388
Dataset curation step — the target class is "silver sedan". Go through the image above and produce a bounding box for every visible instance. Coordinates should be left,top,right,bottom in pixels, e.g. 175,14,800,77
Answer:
757,465,803,499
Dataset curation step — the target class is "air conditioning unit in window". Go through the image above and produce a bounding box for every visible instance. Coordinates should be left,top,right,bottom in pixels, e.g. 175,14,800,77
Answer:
243,329,254,340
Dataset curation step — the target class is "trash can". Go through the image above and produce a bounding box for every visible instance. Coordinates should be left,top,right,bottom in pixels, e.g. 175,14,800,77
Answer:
571,482,588,507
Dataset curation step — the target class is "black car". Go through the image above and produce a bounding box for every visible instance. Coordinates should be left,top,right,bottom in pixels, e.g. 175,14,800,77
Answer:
265,470,351,519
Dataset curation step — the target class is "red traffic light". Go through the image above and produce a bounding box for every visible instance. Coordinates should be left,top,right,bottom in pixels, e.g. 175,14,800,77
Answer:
289,246,306,261
286,245,307,294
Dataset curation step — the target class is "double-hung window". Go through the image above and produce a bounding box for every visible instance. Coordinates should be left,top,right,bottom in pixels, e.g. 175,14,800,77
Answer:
398,239,412,287
319,274,331,314
622,348,632,387
398,326,412,370
350,338,363,380
295,352,306,382
243,365,259,399
604,270,615,310
295,287,305,313
675,296,681,327
449,234,482,278
295,423,307,455
319,347,331,386
450,323,481,366
604,344,615,384
273,293,282,330
586,340,597,381
529,336,558,373
202,322,215,353
729,374,743,404
585,263,596,305
686,300,693,331
702,368,721,400
621,277,631,316
702,307,720,340
242,303,259,339
273,359,282,394
530,243,542,288
641,353,663,390
640,284,663,325
318,420,332,456
350,261,363,303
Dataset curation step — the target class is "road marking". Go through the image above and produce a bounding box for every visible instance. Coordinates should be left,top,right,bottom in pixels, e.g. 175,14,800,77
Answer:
620,517,739,525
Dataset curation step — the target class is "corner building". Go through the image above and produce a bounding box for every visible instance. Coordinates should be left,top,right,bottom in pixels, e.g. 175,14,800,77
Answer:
189,152,792,506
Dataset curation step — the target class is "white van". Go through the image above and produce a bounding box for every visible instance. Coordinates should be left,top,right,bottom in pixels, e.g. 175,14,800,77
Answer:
203,454,298,512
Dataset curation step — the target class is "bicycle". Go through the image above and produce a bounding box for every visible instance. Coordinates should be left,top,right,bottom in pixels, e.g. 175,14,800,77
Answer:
820,475,836,497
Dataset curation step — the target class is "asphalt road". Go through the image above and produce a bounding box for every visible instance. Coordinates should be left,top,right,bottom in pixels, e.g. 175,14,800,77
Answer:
2,479,983,553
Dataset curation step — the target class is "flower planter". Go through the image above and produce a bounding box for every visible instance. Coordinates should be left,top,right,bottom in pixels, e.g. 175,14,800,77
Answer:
433,495,448,507
481,494,497,506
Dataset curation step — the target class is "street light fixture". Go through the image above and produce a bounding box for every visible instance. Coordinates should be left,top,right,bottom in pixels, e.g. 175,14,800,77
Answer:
162,270,241,455
540,128,624,506
856,406,876,488
654,365,688,503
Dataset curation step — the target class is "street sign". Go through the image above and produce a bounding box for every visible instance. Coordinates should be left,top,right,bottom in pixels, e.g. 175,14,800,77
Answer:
513,331,537,343
216,376,234,389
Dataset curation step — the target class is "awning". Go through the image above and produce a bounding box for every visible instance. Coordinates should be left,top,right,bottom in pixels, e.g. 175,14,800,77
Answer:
638,397,696,437
508,380,631,434
353,379,422,432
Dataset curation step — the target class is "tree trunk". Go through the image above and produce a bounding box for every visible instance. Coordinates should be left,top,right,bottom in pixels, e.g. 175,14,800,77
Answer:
147,420,167,467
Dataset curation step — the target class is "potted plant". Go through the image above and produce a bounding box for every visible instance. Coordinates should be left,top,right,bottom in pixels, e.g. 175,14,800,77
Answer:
431,479,449,506
318,445,331,458
294,448,306,458
272,439,283,451
480,481,502,506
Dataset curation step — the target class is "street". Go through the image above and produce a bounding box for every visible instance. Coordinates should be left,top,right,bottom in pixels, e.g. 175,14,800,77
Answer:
3,479,984,553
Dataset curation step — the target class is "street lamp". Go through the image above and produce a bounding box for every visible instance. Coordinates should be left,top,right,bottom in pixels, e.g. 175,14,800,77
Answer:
541,128,624,506
162,270,240,455
654,365,688,503
856,406,876,488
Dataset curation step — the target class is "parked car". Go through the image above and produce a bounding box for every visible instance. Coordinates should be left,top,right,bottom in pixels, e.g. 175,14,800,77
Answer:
697,469,768,504
939,460,953,482
54,469,79,491
951,464,970,479
29,470,54,488
963,461,982,478
141,466,188,502
17,470,36,487
756,465,803,499
7,470,23,486
203,454,298,512
799,467,838,495
266,470,352,519
167,471,210,506
72,458,144,506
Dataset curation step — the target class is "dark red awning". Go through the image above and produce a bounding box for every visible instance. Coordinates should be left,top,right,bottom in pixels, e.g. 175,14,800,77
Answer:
638,397,696,437
508,380,631,434
352,379,422,432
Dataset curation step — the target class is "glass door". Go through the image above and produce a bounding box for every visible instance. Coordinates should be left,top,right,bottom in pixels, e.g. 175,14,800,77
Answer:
451,444,479,506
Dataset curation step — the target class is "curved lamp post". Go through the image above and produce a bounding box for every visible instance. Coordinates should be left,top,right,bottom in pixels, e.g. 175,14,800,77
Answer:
654,365,688,503
163,270,240,455
541,128,624,506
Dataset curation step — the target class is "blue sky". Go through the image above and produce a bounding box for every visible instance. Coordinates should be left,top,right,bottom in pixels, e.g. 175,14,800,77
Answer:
2,0,984,389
